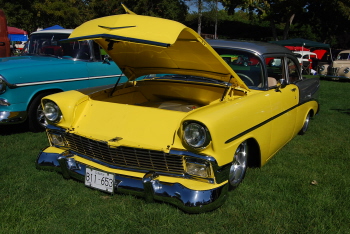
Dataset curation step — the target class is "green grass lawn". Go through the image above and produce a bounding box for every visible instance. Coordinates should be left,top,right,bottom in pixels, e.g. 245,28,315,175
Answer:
1,79,350,234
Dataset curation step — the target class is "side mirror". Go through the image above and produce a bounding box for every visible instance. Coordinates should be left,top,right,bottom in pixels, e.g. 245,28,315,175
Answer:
102,55,111,65
277,79,287,89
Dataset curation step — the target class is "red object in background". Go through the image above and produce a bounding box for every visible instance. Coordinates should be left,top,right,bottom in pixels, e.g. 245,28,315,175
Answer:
284,46,310,51
0,9,11,57
312,49,327,60
7,26,27,35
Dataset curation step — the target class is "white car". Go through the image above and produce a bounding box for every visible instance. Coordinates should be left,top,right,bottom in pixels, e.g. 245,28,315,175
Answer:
293,51,318,74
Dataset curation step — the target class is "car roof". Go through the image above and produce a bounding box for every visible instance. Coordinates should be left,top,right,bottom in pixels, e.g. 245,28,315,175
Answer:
30,29,73,35
293,51,317,55
339,50,350,53
206,39,293,56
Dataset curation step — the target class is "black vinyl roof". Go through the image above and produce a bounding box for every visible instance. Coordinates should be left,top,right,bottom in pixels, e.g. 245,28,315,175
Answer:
207,39,293,56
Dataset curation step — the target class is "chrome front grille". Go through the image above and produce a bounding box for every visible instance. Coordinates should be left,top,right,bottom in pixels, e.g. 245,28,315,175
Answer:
64,133,184,174
330,67,338,76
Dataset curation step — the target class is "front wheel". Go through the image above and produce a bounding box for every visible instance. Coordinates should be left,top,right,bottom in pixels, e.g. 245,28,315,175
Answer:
229,141,248,190
27,92,53,132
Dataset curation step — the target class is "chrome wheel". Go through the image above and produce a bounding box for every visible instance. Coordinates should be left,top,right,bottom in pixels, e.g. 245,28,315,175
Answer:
36,103,48,128
229,141,248,189
299,112,311,135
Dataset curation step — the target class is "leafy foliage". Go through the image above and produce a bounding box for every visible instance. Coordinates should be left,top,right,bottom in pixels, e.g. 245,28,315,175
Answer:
1,0,350,48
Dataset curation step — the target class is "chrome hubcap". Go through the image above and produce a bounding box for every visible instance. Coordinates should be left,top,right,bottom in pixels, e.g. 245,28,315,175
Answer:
229,141,248,187
302,113,310,132
36,104,47,127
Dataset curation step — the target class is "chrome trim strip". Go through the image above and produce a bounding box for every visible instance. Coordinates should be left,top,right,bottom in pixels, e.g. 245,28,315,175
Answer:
11,75,124,88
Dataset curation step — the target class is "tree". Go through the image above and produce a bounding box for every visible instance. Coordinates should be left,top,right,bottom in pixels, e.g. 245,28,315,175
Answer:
220,0,307,41
305,0,350,47
186,0,221,35
0,0,36,33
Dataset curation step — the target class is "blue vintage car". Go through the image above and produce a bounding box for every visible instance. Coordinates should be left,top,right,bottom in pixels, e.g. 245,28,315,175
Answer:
0,29,126,131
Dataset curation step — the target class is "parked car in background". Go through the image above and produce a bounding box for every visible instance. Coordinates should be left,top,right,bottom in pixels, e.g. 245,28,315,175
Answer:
36,14,320,213
0,29,126,131
293,51,318,74
319,50,350,79
14,41,26,52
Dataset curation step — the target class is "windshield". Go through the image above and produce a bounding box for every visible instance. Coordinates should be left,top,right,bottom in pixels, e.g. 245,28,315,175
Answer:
215,48,263,88
21,33,91,60
337,53,350,60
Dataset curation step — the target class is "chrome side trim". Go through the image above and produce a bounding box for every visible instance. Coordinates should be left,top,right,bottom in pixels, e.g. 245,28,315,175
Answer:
36,149,229,213
12,75,124,88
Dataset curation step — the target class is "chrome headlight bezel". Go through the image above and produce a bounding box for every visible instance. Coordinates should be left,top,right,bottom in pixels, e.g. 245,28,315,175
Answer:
43,100,62,123
344,67,350,74
182,121,211,150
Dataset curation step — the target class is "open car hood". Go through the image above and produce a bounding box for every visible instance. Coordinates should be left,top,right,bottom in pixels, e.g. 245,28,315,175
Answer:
65,14,248,90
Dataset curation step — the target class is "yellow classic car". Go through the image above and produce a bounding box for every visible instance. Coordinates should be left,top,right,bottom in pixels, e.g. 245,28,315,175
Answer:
36,13,320,213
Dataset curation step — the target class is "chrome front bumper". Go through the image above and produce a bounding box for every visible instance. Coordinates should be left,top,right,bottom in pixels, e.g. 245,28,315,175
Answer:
0,111,27,124
36,148,229,213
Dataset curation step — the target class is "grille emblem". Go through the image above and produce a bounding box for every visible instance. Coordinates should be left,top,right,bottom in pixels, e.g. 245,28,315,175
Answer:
109,137,123,142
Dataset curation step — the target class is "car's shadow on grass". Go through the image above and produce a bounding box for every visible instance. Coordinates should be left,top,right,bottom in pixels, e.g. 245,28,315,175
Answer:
319,77,350,82
331,109,350,116
0,122,30,135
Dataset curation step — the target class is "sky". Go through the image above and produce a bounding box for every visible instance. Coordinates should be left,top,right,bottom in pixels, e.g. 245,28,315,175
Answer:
185,1,224,12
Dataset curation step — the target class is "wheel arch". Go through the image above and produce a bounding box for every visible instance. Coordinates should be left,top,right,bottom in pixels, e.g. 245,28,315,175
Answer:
246,138,261,168
27,88,63,111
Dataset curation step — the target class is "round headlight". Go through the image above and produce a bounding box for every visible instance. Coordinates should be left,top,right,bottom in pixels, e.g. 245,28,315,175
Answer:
43,101,61,122
344,67,350,74
183,122,211,149
319,65,325,72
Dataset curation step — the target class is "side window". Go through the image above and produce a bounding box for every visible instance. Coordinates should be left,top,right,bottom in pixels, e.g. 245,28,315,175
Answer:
92,41,109,61
92,41,102,61
265,56,285,87
286,58,300,83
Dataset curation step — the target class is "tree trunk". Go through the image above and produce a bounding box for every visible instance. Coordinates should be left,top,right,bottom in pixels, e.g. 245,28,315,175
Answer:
283,14,295,40
270,19,278,40
197,0,202,35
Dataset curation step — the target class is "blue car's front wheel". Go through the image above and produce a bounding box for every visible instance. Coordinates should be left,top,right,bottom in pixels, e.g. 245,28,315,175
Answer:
27,92,54,132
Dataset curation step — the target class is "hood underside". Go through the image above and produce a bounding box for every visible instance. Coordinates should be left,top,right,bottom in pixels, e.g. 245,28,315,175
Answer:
64,14,248,90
